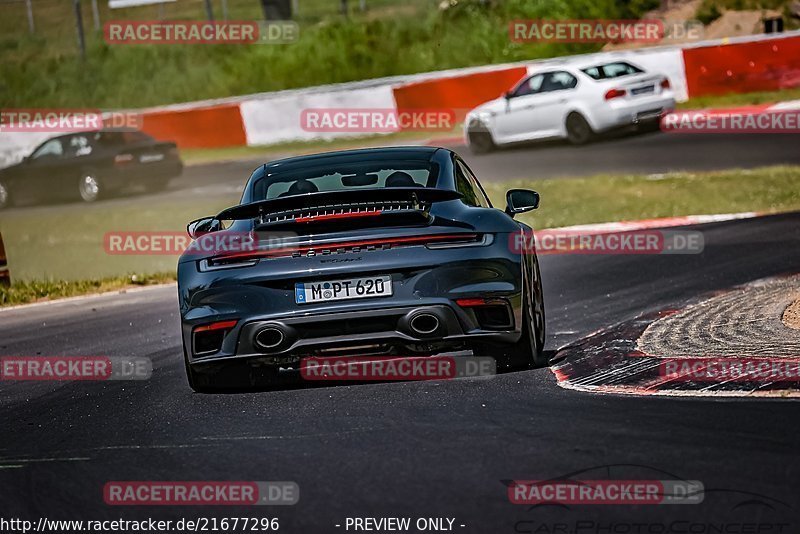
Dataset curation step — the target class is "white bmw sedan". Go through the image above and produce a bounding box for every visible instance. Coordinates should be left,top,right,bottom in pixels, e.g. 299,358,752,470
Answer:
464,61,675,152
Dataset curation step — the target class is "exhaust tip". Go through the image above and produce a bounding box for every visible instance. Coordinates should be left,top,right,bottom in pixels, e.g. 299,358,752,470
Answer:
409,313,441,336
255,327,286,351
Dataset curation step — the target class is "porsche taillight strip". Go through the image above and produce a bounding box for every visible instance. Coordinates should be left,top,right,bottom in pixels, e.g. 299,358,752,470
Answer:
209,233,480,264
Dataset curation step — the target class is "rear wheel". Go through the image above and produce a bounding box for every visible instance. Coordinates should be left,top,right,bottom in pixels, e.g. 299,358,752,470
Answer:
491,269,546,371
531,258,546,357
184,354,277,393
566,112,595,145
77,172,102,203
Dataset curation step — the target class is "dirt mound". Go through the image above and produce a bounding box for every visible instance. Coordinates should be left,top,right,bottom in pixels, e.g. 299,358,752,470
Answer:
783,298,800,330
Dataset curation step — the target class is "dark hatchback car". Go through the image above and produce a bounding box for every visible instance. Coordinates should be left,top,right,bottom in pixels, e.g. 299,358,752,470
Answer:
0,129,183,209
178,147,545,392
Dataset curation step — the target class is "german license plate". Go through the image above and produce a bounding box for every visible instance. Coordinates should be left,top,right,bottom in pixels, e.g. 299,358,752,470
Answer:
631,85,655,95
295,275,392,304
139,153,165,163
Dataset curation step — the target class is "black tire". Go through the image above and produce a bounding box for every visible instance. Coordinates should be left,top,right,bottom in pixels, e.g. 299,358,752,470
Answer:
0,180,12,210
77,171,103,203
184,356,211,393
184,358,247,393
184,353,277,393
531,256,546,357
491,266,546,371
565,112,595,145
467,129,496,154
636,119,661,133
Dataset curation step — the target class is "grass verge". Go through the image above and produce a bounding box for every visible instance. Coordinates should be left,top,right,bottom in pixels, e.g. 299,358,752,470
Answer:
481,165,800,230
0,272,175,307
0,191,240,282
1,165,798,306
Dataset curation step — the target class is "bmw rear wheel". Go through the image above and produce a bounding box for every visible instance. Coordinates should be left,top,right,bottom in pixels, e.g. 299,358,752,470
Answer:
78,173,102,203
566,112,595,145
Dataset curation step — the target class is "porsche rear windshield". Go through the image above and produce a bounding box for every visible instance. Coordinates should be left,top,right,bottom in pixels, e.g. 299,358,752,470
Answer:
253,161,440,200
581,62,644,80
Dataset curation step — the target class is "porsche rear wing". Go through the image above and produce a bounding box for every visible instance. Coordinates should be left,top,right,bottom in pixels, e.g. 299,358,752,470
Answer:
217,188,462,227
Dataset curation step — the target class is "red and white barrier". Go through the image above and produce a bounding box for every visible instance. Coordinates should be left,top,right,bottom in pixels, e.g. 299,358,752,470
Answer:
240,84,398,145
683,34,800,98
392,66,529,124
140,103,247,149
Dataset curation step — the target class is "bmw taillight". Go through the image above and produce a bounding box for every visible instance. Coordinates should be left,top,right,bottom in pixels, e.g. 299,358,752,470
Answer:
660,78,671,90
604,88,626,100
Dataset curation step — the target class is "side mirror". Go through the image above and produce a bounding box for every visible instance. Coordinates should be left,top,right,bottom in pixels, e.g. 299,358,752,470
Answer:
187,216,222,239
505,189,539,217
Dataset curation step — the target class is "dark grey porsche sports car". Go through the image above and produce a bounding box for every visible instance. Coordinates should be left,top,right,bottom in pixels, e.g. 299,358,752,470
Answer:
178,147,545,392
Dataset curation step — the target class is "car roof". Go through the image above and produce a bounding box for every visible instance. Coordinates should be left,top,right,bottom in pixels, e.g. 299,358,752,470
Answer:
525,59,643,76
571,58,643,71
39,128,145,141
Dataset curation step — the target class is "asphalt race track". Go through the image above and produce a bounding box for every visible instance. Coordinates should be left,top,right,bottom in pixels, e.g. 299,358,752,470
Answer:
1,211,799,531
176,132,800,193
